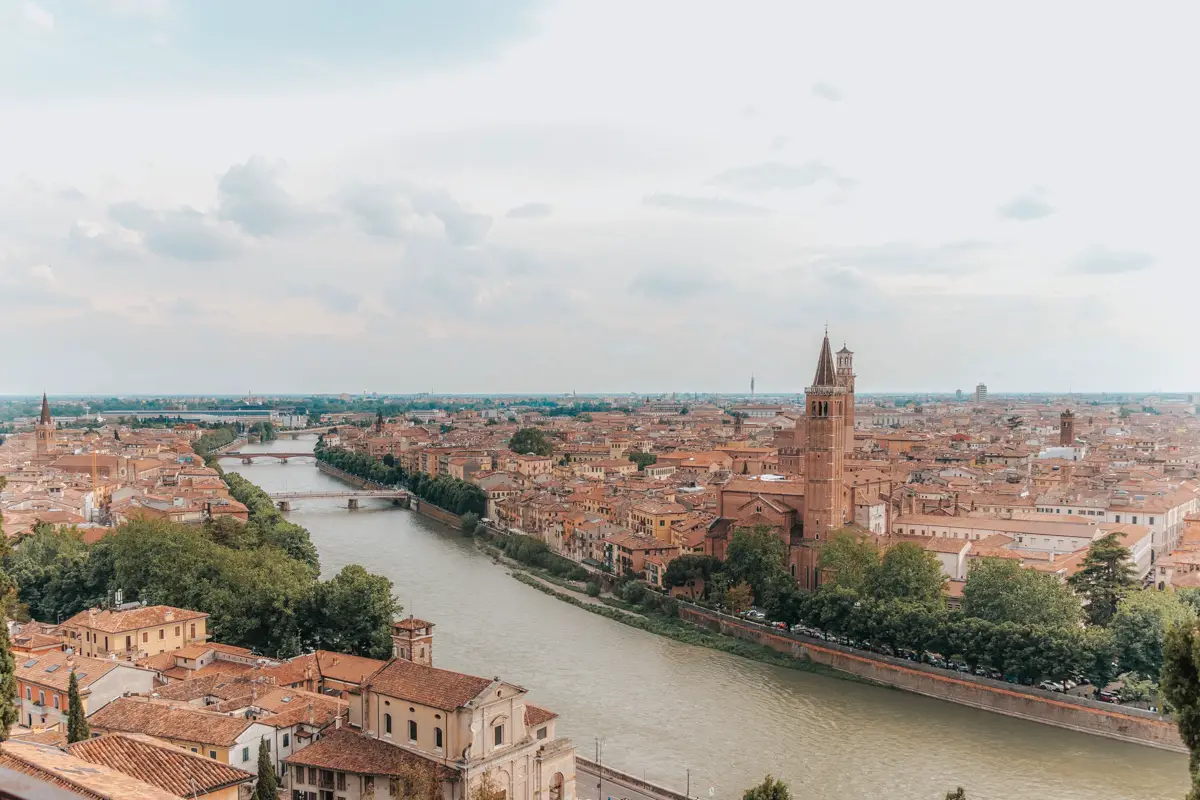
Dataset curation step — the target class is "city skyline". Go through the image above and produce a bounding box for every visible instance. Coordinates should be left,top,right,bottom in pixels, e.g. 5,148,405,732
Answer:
3,1,1196,394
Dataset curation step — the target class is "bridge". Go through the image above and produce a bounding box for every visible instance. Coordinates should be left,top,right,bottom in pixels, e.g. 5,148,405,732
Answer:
217,452,317,463
266,489,409,511
275,427,334,438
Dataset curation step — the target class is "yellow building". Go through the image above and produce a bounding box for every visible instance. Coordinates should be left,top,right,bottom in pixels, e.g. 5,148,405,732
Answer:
629,500,688,543
62,605,209,662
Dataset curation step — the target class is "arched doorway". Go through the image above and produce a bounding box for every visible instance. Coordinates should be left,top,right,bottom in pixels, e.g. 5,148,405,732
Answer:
550,772,565,800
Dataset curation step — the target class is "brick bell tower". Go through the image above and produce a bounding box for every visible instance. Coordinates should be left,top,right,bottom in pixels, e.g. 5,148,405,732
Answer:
836,344,855,453
1059,409,1076,447
799,330,848,589
391,616,434,666
35,393,55,458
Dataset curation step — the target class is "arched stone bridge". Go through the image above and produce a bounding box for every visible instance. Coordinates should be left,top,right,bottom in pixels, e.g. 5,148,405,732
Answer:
218,452,317,464
266,489,409,511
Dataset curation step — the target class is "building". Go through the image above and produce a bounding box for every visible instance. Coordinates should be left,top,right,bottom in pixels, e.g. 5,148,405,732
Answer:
326,622,576,800
34,393,55,460
14,649,157,730
602,531,679,576
1060,409,1076,446
0,738,182,800
69,733,256,800
836,344,856,453
62,604,210,661
975,383,988,403
800,331,849,587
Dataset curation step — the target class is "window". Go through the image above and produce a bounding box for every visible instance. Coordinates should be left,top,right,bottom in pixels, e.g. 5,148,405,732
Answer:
243,747,250,762
174,626,180,637
209,750,217,760
384,713,392,735
191,748,198,753
537,727,548,740
295,765,306,783
1151,517,1156,525
125,635,131,650
337,773,346,791
25,687,30,700
494,725,504,746
408,720,417,742
104,636,109,650
142,632,148,643
309,768,317,785
190,624,196,638
38,691,44,706
1133,516,1139,525
159,629,164,640
283,732,290,748
435,727,443,749
53,695,59,709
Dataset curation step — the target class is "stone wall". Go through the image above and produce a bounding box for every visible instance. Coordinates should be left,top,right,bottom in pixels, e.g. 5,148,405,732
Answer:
410,497,463,528
679,605,1186,754
316,461,387,489
576,756,690,800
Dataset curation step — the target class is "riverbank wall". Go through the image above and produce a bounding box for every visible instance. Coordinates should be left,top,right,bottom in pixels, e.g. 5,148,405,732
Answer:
409,497,462,527
576,757,690,800
315,461,389,490
679,605,1186,754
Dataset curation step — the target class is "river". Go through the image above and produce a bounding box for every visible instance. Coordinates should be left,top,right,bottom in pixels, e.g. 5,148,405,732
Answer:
223,437,1187,800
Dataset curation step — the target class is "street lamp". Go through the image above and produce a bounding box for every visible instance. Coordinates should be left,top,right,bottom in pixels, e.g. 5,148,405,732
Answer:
595,736,605,800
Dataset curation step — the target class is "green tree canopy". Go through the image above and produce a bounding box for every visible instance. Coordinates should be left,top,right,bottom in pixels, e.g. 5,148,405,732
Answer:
865,542,945,607
743,775,791,800
1161,619,1200,798
628,451,657,470
67,670,89,743
252,738,278,800
819,529,881,592
0,566,17,740
961,558,1082,629
1068,532,1137,626
302,565,401,659
724,526,791,606
662,554,722,596
1110,589,1196,680
724,582,754,615
508,427,554,457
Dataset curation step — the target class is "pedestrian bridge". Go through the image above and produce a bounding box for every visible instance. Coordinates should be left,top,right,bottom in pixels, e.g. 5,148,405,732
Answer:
266,489,409,511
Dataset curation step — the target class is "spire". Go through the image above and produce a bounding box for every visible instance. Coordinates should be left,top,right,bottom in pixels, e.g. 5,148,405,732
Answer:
811,332,837,387
39,393,51,425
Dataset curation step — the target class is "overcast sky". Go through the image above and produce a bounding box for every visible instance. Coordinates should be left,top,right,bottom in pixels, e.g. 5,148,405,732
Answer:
1,0,1195,396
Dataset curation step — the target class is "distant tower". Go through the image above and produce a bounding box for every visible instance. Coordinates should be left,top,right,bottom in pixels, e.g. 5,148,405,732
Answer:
975,383,988,403
802,331,847,589
836,345,855,454
35,393,55,457
391,616,434,666
1059,409,1076,446
956,389,963,401
750,374,755,399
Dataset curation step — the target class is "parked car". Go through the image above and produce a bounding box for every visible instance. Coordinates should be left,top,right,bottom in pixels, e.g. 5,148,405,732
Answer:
744,609,766,621
1039,681,1064,692
772,621,788,631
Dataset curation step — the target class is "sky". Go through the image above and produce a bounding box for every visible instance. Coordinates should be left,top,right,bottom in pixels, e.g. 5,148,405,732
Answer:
1,0,1196,396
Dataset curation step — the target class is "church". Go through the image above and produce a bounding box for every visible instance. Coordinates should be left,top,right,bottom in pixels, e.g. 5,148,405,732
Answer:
706,329,887,590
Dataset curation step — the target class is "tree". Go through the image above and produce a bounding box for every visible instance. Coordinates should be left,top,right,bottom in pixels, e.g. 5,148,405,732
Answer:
67,670,89,743
662,554,722,599
382,453,396,468
252,738,277,800
945,790,967,800
1110,589,1196,680
470,771,507,800
1068,532,1137,626
0,567,17,741
1161,619,1200,799
961,558,1081,629
724,582,754,615
742,775,791,800
303,565,400,659
724,526,790,606
508,428,554,457
460,512,481,535
865,542,945,607
819,529,881,592
628,451,657,470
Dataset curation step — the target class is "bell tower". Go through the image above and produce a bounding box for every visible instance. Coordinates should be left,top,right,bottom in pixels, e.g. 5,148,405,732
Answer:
801,330,847,588
35,393,55,458
836,345,855,453
391,616,434,667
1059,409,1076,447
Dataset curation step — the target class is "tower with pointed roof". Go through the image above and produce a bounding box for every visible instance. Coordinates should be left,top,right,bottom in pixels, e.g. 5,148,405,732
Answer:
836,344,855,453
35,393,55,458
801,331,847,588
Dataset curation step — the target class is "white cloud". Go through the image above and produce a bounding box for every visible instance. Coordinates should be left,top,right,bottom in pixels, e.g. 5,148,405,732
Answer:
22,1,54,30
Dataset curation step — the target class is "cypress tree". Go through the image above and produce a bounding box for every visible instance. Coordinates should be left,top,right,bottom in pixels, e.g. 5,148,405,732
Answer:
67,670,90,743
253,738,278,800
0,606,17,740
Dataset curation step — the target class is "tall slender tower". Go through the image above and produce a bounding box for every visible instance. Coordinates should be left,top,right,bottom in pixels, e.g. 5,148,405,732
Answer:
836,345,855,453
750,374,755,399
1059,409,1076,446
35,393,55,458
803,331,848,550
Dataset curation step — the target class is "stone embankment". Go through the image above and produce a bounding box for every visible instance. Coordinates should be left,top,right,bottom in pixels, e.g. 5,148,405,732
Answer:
315,461,388,489
576,757,691,800
679,605,1186,754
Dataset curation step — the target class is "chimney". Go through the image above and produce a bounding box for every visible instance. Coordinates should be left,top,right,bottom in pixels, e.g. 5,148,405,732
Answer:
308,702,314,727
335,715,342,729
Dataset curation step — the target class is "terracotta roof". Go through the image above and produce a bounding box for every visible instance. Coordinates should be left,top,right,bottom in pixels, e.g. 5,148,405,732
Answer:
15,650,119,692
62,605,208,634
318,650,387,684
364,658,493,711
70,733,254,796
810,332,838,388
283,728,453,779
523,704,557,727
88,698,255,746
0,739,178,800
